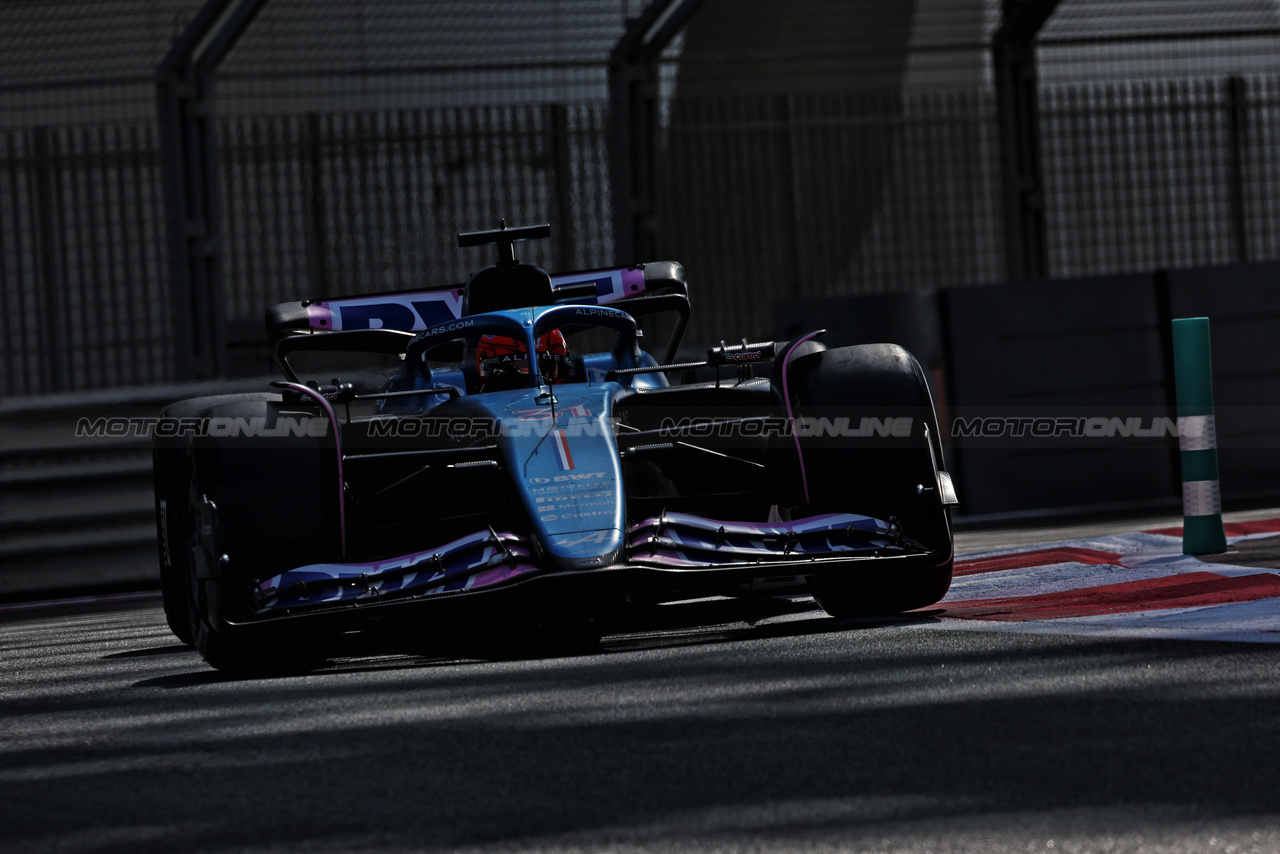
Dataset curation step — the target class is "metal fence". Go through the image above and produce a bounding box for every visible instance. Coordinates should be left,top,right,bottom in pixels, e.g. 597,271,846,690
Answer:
0,100,614,397
8,71,1280,395
660,75,1280,343
217,102,612,318
0,123,171,395
657,89,1006,343
1041,75,1280,277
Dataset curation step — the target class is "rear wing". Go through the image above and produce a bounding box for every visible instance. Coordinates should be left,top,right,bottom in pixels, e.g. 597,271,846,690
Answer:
266,262,687,343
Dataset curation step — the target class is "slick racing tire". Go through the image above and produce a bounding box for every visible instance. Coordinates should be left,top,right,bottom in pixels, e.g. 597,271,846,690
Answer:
183,464,332,676
808,559,954,619
154,443,195,645
783,343,954,617
152,393,277,646
179,395,341,674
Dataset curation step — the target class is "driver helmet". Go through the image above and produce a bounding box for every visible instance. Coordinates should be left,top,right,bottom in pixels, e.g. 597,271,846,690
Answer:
475,330,570,390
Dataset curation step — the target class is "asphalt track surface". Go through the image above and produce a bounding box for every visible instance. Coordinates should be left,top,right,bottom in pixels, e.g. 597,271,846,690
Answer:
6,516,1280,853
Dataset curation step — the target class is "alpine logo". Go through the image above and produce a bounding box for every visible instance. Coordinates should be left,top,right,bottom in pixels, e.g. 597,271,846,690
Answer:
550,530,614,547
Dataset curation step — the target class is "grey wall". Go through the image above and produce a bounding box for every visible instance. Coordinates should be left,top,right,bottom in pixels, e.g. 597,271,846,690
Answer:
776,260,1280,516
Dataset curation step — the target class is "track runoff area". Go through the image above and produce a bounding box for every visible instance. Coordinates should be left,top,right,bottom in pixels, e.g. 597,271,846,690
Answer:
938,508,1280,644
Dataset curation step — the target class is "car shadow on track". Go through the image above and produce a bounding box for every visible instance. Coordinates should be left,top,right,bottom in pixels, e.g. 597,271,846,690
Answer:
133,597,945,686
103,643,193,659
602,596,943,653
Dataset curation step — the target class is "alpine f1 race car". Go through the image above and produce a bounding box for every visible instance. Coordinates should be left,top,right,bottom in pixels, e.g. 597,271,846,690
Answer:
152,222,958,673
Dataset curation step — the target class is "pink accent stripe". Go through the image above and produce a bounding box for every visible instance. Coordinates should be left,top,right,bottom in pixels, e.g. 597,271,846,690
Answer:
306,304,335,331
278,382,347,558
468,562,541,589
780,331,823,504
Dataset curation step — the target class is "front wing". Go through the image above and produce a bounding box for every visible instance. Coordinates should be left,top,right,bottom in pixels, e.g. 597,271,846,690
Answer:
243,511,948,626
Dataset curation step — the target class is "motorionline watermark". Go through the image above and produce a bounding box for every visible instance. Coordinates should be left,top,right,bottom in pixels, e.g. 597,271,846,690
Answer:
938,409,1263,447
73,413,914,441
76,416,330,439
361,415,914,440
950,415,1182,439
76,414,626,441
70,410,1238,446
656,416,913,439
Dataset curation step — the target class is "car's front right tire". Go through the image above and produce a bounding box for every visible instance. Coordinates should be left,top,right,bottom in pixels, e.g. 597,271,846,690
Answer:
782,343,955,617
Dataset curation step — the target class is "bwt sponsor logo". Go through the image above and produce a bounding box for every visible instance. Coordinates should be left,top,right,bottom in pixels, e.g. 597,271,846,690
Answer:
950,416,1180,439
529,472,609,484
76,416,329,439
658,416,913,438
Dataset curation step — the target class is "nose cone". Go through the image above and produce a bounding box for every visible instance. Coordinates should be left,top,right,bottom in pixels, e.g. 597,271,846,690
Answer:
486,383,628,571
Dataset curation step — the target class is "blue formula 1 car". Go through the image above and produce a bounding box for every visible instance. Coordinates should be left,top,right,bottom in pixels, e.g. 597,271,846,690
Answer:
152,223,958,673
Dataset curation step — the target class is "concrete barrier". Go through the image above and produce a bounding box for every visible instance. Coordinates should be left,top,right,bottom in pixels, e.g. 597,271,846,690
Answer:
0,377,276,598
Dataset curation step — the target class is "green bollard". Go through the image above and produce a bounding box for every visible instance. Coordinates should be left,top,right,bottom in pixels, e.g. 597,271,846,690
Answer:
1171,317,1227,555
